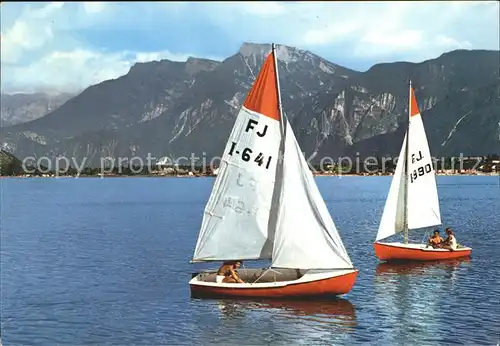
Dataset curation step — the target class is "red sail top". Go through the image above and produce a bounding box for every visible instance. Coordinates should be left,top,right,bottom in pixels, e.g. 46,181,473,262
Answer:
410,86,421,117
243,52,280,121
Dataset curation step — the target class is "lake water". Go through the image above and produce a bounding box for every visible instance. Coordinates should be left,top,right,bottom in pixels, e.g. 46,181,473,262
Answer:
1,176,499,345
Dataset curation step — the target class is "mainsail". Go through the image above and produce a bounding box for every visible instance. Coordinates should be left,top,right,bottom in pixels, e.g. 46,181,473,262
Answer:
192,52,283,262
406,86,441,230
192,44,353,271
376,84,441,242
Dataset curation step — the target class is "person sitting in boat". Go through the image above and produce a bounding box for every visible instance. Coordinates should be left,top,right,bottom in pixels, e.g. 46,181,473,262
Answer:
427,229,443,248
441,228,458,251
216,260,244,283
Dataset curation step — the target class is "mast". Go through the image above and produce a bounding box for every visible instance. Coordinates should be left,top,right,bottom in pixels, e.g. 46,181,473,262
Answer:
272,43,285,133
403,79,411,244
266,42,286,257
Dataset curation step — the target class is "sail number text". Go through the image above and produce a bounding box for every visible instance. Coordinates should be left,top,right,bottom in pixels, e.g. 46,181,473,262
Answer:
223,196,259,215
410,151,432,183
227,119,273,169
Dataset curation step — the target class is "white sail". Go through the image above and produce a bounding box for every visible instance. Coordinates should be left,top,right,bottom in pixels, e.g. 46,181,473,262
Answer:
376,85,441,242
192,53,283,262
375,134,407,241
271,120,354,270
406,87,441,229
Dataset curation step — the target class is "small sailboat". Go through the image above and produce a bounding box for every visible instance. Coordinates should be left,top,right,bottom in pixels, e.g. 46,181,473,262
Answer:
373,82,472,262
189,44,358,299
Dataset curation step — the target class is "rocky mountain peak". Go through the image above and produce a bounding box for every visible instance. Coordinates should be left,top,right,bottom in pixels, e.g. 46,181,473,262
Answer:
127,59,175,76
238,42,309,62
185,57,220,75
238,42,272,58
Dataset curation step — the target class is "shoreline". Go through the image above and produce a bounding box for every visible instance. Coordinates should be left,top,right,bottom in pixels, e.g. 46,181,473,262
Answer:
1,172,498,179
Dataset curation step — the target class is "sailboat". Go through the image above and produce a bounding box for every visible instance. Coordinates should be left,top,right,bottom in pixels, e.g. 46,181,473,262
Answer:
373,82,472,262
189,44,358,299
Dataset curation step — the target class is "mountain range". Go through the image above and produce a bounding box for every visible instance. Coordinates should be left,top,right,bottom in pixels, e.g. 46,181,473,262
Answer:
1,92,75,127
1,42,499,168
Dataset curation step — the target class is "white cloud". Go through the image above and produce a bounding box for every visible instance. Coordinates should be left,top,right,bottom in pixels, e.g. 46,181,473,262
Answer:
295,1,498,62
2,49,129,93
0,1,498,93
26,2,65,20
0,2,62,64
434,35,472,51
0,2,217,93
1,20,53,63
1,49,222,94
83,2,106,14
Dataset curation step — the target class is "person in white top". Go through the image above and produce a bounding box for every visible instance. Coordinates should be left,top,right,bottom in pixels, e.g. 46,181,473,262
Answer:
442,228,458,251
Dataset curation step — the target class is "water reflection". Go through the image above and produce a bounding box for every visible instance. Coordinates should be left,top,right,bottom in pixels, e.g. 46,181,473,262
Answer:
372,258,472,344
375,258,471,277
205,298,357,344
216,300,247,321
216,298,356,320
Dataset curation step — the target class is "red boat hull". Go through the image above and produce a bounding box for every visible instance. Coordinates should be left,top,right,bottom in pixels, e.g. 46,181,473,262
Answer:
374,241,472,262
190,270,358,299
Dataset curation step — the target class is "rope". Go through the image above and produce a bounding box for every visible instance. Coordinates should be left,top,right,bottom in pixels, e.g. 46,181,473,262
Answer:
400,226,436,244
252,267,282,284
421,228,431,244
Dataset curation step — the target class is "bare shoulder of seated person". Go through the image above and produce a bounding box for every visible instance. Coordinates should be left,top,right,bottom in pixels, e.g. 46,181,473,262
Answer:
217,262,232,276
428,230,443,248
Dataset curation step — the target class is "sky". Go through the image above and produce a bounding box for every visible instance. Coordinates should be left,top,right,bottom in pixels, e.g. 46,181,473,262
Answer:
1,1,499,94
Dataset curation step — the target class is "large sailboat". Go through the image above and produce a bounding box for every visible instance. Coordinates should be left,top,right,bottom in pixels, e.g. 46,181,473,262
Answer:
189,44,358,298
373,82,472,261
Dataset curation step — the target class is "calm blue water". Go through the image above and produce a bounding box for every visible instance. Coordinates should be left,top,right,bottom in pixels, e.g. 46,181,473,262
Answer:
1,176,499,345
